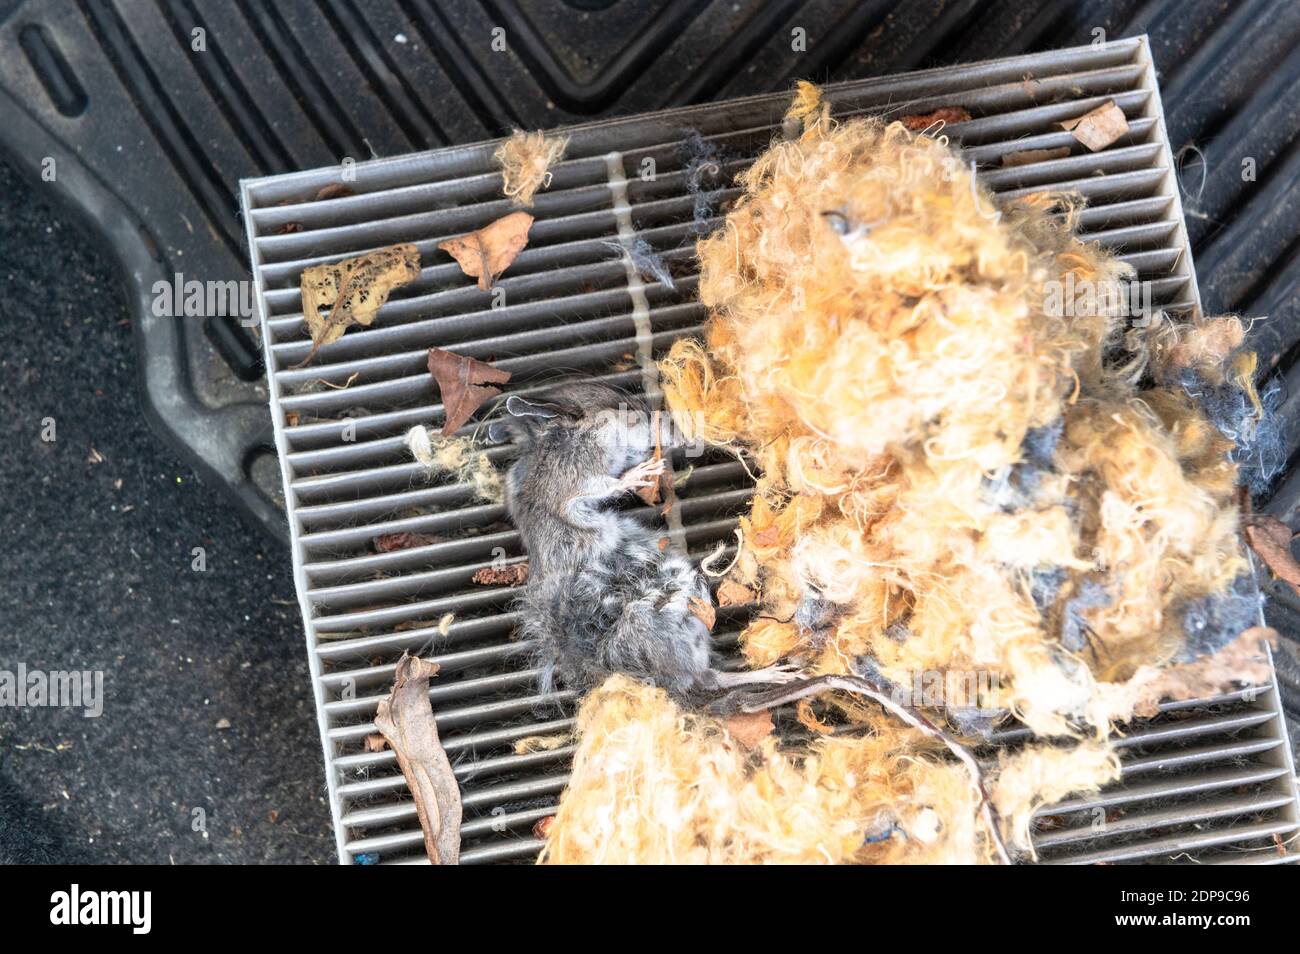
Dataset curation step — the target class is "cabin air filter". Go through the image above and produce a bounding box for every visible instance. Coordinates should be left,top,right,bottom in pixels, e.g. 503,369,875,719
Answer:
240,36,1300,865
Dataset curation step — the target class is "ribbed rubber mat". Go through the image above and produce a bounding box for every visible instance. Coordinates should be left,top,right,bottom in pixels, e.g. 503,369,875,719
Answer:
242,37,1300,864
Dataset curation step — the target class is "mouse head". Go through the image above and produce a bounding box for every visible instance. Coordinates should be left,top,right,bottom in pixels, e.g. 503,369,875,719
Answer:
489,383,655,475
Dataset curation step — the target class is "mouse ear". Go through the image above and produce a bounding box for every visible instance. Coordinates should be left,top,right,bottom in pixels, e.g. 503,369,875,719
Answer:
505,395,559,419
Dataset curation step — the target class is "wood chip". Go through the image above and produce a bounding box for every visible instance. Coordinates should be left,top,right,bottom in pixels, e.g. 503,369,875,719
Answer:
296,243,420,367
437,210,533,290
716,579,756,606
723,709,774,749
471,563,529,586
687,596,716,632
900,106,971,131
1058,100,1129,151
1000,146,1071,167
427,347,512,436
373,654,462,865
1244,515,1300,598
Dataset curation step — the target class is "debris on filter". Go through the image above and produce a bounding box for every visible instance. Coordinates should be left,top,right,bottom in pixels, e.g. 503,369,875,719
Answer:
295,243,421,367
1059,581,1111,653
373,531,439,553
1001,146,1071,167
722,709,774,749
405,424,503,502
471,562,529,586
681,131,727,234
604,238,675,291
1178,573,1265,660
1244,514,1300,599
715,579,756,606
1059,99,1129,151
899,105,971,130
314,183,354,201
493,129,569,207
989,741,1121,857
425,347,512,436
373,654,461,865
437,210,533,290
539,674,998,864
513,732,572,755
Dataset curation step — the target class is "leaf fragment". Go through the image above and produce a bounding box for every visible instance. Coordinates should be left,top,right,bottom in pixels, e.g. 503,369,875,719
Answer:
687,596,716,632
296,243,420,367
900,106,971,131
373,654,462,865
724,709,774,749
1001,146,1071,167
1058,100,1129,151
427,347,513,435
1244,515,1300,598
471,563,529,586
716,579,756,606
437,211,533,291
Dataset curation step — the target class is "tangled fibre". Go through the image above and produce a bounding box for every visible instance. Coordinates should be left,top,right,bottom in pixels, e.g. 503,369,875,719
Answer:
538,84,1279,864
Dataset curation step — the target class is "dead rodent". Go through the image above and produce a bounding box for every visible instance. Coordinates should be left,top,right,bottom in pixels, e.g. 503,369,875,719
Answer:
490,382,793,704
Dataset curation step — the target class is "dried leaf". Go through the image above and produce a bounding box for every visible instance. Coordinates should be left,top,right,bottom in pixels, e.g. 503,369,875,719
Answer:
427,347,512,436
472,563,529,586
373,654,462,865
532,815,556,839
687,596,716,632
723,709,774,749
276,221,303,235
751,524,782,548
1244,516,1300,598
900,106,971,131
437,211,533,291
315,183,354,201
297,243,420,367
364,733,388,753
716,579,756,606
373,531,438,553
1059,100,1129,151
1129,627,1277,718
1001,146,1071,167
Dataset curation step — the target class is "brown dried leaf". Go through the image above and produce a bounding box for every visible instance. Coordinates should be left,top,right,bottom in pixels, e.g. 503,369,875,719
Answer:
297,243,420,367
315,183,354,201
751,524,782,548
532,815,556,839
364,733,388,753
427,347,513,436
1059,100,1129,151
716,579,756,607
1001,146,1071,167
1129,627,1278,719
1244,516,1300,597
687,596,716,632
724,709,774,749
472,563,529,586
374,654,462,865
373,531,438,553
900,106,971,131
438,211,533,291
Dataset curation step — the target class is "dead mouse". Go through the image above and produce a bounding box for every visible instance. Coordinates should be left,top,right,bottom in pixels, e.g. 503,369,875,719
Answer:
490,382,795,704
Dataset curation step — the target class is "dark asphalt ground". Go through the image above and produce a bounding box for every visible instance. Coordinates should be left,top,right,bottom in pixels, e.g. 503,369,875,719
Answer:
0,156,334,863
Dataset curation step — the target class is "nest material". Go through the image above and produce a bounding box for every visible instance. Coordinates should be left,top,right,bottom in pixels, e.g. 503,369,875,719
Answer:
541,84,1275,864
405,425,503,502
494,129,569,207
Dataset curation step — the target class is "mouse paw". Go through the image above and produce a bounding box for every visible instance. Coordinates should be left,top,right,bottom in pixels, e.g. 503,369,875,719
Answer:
616,457,667,491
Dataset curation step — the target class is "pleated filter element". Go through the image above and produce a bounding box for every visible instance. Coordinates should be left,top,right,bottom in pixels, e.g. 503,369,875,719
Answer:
240,35,1300,865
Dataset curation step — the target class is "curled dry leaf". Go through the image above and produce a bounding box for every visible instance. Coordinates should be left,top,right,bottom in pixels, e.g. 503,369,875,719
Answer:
1001,146,1070,168
1059,100,1129,151
900,106,971,131
687,596,716,632
471,563,529,586
364,733,388,753
296,243,420,367
427,347,513,436
373,654,462,864
723,709,774,750
716,579,756,607
438,210,533,291
1244,515,1300,598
